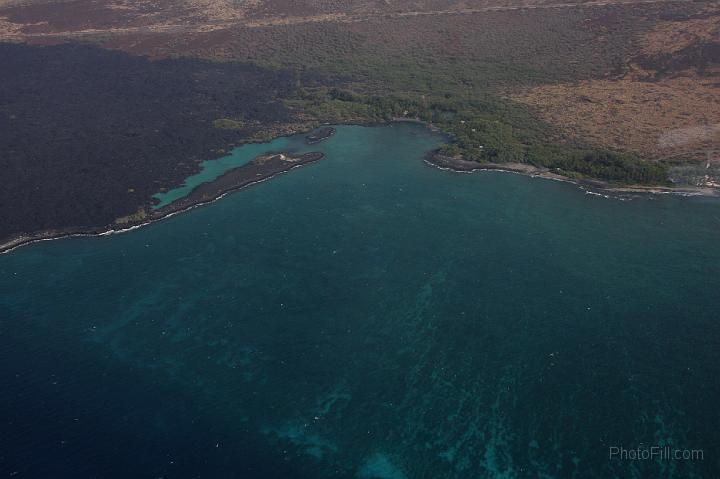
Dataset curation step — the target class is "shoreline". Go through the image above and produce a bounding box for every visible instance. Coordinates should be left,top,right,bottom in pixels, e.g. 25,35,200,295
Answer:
0,119,417,256
4,121,718,255
0,151,324,255
0,120,423,255
424,152,720,199
305,126,336,144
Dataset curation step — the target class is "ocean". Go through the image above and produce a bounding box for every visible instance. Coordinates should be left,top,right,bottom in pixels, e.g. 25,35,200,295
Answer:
1,124,718,478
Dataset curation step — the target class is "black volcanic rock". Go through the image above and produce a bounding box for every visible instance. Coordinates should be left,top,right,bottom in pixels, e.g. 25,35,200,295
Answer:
306,126,336,144
0,42,296,242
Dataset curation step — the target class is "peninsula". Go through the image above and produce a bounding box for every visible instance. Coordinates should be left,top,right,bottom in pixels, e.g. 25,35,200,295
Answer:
0,151,323,254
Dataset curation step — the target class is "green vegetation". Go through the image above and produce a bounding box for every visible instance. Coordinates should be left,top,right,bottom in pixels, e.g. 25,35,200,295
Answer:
213,118,245,130
115,207,147,225
286,85,669,184
526,147,670,184
182,8,672,185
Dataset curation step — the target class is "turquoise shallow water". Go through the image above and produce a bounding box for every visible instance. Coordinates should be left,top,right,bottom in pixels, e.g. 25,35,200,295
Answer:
1,124,719,478
152,133,312,208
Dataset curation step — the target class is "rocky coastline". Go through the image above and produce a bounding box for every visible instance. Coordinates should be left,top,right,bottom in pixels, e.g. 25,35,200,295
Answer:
425,151,720,198
0,151,323,254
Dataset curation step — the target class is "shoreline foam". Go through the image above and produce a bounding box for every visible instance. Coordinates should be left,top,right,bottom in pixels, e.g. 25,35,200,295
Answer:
4,122,717,255
424,152,720,199
0,152,323,255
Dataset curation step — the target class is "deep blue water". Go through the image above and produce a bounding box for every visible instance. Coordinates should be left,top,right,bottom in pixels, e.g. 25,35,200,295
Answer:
1,124,719,478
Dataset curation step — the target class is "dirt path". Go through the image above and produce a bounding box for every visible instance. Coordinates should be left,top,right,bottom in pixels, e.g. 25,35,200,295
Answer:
0,0,684,40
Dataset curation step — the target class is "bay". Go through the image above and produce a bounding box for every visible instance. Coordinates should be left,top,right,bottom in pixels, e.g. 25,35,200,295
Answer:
1,123,718,478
